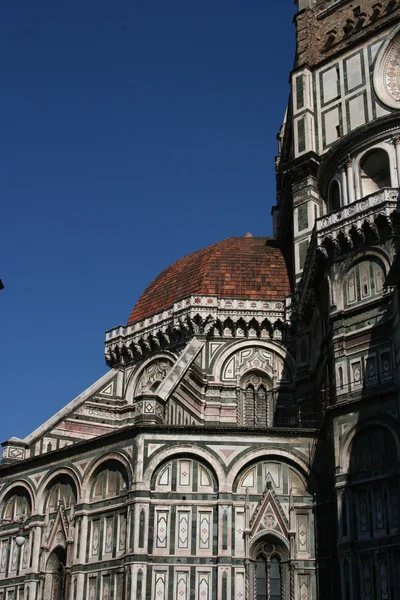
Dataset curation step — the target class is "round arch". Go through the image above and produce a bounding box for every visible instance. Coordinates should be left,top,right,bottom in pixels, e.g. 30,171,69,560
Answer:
334,247,391,282
36,467,81,513
354,141,395,198
227,448,311,492
124,352,177,401
211,339,295,385
249,529,290,560
339,416,400,473
142,446,225,491
328,178,341,212
333,249,390,311
0,479,35,511
82,451,133,502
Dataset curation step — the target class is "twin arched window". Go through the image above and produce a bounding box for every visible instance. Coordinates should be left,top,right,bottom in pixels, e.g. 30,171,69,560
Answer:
256,556,282,600
45,476,77,513
91,461,129,501
2,488,32,520
243,374,273,427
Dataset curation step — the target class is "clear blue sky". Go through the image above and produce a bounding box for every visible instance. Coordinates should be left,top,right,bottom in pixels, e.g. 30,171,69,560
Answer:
0,1,296,442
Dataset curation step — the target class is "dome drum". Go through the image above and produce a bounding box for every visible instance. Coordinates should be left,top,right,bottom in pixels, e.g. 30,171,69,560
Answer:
105,237,292,367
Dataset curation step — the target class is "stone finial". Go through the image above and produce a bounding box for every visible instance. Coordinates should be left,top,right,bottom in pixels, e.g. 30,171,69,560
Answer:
244,232,253,238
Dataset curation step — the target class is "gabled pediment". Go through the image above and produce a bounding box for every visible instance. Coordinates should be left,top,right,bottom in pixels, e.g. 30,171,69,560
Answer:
45,501,73,549
250,482,289,537
17,371,126,459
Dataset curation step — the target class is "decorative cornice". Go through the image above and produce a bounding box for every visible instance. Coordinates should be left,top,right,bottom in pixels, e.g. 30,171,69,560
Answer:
298,188,399,321
0,424,318,476
105,295,292,367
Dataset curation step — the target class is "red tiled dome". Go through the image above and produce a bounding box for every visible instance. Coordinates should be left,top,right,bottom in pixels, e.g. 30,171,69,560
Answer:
128,237,291,324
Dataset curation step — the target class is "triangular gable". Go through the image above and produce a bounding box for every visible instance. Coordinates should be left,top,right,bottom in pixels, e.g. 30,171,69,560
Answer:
250,483,288,537
23,370,117,445
45,501,72,549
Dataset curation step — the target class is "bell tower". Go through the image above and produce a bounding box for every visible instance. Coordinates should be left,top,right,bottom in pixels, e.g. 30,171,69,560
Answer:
274,0,400,598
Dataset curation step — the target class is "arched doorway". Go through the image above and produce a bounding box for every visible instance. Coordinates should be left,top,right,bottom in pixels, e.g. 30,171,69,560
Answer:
249,536,291,600
43,546,68,600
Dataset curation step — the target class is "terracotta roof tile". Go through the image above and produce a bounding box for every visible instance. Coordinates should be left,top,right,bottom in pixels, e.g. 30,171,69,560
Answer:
128,237,291,324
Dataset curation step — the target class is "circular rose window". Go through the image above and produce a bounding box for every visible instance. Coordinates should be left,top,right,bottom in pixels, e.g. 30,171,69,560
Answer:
374,25,400,109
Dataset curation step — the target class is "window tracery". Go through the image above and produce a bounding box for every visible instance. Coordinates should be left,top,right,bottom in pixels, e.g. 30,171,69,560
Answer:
241,373,274,427
90,461,128,501
253,542,286,600
45,476,77,513
2,488,32,520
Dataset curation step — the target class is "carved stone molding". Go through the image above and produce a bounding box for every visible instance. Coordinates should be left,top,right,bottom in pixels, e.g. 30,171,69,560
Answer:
374,24,400,109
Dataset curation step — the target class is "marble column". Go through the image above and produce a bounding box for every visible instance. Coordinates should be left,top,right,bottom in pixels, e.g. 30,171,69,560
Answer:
392,136,400,186
346,156,355,204
78,516,88,564
30,526,42,573
340,165,348,206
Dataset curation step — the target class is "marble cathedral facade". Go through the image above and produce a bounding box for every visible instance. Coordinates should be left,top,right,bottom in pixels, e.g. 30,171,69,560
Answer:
2,1,400,598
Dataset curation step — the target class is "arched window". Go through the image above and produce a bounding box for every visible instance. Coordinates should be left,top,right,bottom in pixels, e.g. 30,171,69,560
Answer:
345,259,385,306
2,487,32,520
256,556,282,600
338,367,344,390
360,148,391,196
138,511,145,548
222,511,228,550
222,572,228,600
328,180,341,211
137,570,143,597
90,461,128,501
242,374,273,427
256,557,267,600
270,557,282,600
45,475,77,513
245,385,256,426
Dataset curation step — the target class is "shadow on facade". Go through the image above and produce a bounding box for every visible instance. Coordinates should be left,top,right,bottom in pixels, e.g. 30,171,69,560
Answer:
308,256,400,599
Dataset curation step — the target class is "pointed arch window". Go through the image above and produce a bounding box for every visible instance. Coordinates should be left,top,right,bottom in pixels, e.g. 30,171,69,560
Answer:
222,572,228,600
90,461,128,500
242,374,273,428
138,510,145,549
257,387,268,427
137,570,143,599
245,385,256,426
222,511,228,550
256,556,282,600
